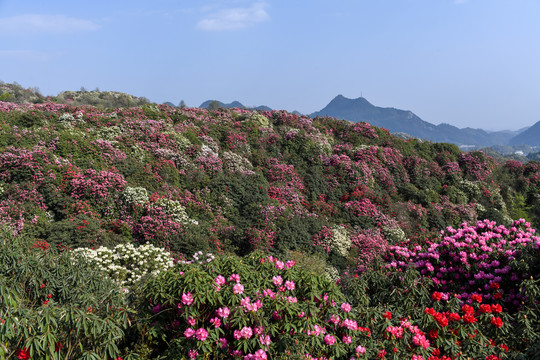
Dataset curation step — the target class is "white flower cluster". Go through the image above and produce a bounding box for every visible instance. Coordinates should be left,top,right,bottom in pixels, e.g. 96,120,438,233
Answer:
200,135,220,154
325,265,340,282
130,144,146,162
59,112,85,127
72,243,174,289
248,112,270,128
98,125,123,141
180,250,215,265
311,133,333,155
331,225,352,257
460,180,481,202
222,151,255,175
0,184,4,196
382,225,406,243
201,144,218,158
122,186,149,206
154,198,198,225
165,131,191,151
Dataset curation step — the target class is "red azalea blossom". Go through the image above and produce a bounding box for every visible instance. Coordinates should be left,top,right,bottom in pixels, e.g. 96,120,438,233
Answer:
463,314,478,324
491,316,503,328
429,329,439,339
461,304,474,315
383,311,392,319
425,307,436,315
491,304,503,313
480,304,492,313
449,312,461,322
434,312,448,327
432,291,443,301
471,294,482,303
16,348,30,360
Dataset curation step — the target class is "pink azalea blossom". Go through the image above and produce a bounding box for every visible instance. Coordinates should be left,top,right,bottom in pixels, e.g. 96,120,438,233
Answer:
340,302,351,312
259,334,271,346
215,275,226,286
216,306,230,318
272,275,283,286
233,283,245,294
188,349,198,359
285,260,296,268
195,328,209,341
218,338,227,349
210,317,221,327
184,328,195,338
182,292,194,305
284,280,295,290
356,345,367,354
323,334,335,345
240,326,253,339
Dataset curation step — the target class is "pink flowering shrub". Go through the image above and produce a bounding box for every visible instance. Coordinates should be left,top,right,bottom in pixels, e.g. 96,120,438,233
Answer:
136,252,373,359
387,219,540,309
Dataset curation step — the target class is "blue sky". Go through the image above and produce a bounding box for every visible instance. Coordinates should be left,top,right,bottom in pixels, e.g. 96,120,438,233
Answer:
1,0,539,130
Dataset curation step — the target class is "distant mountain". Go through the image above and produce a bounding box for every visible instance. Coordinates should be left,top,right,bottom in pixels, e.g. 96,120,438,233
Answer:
199,100,274,112
310,95,517,147
509,120,540,147
199,100,244,109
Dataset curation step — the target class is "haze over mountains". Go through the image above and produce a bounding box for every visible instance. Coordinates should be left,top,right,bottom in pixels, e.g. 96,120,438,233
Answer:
200,95,539,149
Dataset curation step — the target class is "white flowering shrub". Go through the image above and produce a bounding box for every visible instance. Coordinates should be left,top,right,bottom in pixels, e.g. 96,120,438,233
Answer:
222,150,256,175
154,198,198,225
72,243,174,288
249,112,270,128
331,225,351,257
325,265,340,282
162,131,191,151
130,144,146,162
200,135,220,154
460,180,481,202
98,125,123,141
58,112,85,127
122,186,149,206
382,225,406,244
311,133,333,155
201,144,218,158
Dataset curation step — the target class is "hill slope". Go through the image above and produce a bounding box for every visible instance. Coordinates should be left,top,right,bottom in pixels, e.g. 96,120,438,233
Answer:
509,120,540,146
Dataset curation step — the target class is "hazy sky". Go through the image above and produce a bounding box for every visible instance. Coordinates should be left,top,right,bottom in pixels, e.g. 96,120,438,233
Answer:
1,0,539,130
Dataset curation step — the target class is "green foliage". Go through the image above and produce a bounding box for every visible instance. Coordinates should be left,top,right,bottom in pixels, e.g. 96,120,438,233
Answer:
0,228,131,359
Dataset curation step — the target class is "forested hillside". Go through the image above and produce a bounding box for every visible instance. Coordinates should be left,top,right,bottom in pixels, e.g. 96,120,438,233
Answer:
1,100,539,359
1,101,538,260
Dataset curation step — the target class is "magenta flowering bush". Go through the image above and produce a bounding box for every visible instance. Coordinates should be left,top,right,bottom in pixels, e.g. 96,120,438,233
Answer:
387,219,540,309
134,252,378,359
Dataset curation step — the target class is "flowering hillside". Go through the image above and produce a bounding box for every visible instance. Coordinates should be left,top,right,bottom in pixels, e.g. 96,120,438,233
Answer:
0,100,539,359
